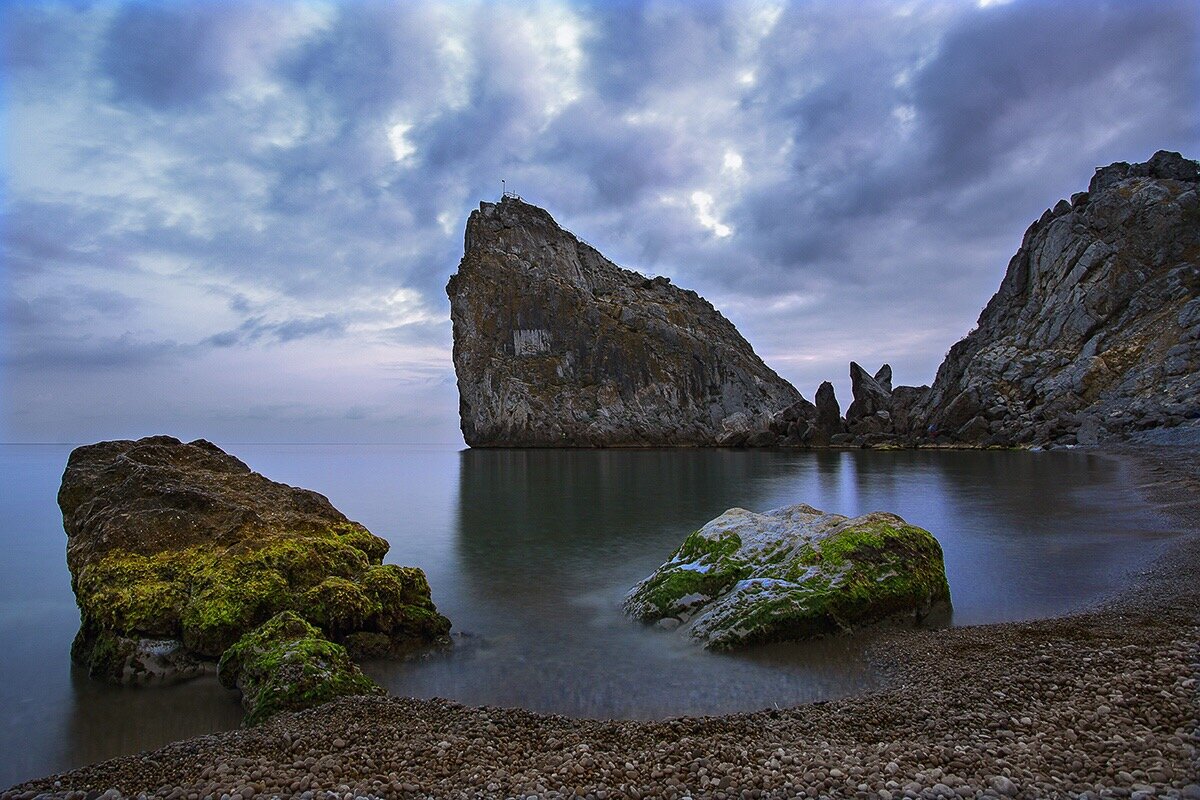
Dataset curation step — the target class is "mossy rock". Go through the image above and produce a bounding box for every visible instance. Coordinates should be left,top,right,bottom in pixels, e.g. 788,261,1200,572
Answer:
625,504,951,650
60,437,451,683
623,528,751,621
71,622,207,685
217,611,383,725
73,532,450,664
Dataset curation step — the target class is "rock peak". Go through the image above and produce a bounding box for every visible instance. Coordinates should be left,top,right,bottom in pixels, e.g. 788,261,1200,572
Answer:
447,199,803,446
1088,150,1199,194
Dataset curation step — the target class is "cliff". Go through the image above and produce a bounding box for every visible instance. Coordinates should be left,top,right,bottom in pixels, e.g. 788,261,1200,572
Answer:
446,196,804,446
447,151,1198,449
920,150,1200,446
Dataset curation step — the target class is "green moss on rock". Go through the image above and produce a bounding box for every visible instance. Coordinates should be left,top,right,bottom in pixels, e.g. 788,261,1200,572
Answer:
626,504,951,650
58,436,451,685
217,611,382,725
624,528,751,621
360,564,452,640
302,576,378,636
72,528,450,667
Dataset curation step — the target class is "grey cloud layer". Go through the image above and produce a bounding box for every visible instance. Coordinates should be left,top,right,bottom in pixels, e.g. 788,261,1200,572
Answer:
3,0,1197,442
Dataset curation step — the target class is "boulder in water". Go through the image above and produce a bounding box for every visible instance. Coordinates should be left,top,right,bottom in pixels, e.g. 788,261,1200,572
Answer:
625,503,950,650
59,436,450,684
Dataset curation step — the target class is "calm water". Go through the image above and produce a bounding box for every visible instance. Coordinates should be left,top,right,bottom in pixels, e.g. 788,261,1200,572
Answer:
0,444,1181,786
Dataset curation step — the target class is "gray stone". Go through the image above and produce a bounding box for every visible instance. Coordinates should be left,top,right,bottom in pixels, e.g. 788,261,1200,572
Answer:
624,503,950,650
447,197,803,446
918,150,1200,445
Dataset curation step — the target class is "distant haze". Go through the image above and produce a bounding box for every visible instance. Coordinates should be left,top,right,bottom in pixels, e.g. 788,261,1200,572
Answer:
3,0,1197,444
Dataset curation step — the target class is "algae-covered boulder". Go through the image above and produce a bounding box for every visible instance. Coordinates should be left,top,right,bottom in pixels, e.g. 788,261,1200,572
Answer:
625,504,950,650
218,611,382,725
60,436,450,684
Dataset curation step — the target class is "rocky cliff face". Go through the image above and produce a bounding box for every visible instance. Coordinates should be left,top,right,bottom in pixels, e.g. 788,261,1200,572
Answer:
446,197,803,446
447,152,1198,450
919,150,1200,446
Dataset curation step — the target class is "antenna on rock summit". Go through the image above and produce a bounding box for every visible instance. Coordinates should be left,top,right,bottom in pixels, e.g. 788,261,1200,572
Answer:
501,178,522,202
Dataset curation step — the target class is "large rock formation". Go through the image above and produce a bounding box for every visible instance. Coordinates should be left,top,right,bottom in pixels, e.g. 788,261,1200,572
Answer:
920,150,1200,446
446,197,804,446
447,151,1197,450
60,436,450,686
625,504,951,650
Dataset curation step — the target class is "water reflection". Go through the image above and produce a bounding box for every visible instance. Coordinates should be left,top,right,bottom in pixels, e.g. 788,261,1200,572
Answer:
369,448,879,720
453,448,801,590
63,670,243,768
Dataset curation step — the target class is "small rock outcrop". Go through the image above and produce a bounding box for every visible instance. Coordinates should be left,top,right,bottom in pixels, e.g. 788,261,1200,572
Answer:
813,382,845,444
845,362,894,439
446,197,803,446
60,436,450,686
921,150,1200,445
218,611,383,725
624,504,951,650
838,363,930,446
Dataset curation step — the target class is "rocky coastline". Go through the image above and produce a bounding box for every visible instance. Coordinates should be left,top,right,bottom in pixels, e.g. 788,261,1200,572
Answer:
448,151,1199,451
6,441,1197,799
6,153,1197,798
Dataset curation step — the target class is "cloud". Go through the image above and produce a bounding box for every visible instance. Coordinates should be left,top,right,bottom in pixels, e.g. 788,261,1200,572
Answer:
3,0,1198,442
206,314,347,347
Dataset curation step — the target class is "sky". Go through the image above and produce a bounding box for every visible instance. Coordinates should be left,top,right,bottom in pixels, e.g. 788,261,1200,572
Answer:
2,0,1197,444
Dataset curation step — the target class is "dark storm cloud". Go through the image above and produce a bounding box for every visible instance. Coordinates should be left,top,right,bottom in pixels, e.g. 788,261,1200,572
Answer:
102,3,237,107
911,2,1195,189
206,314,347,347
4,0,1198,441
735,0,1198,288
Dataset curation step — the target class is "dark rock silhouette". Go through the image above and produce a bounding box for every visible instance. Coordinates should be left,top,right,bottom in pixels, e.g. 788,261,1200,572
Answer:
814,381,845,443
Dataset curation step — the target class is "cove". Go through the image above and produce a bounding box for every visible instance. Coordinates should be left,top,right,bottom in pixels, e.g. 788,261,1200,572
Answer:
0,444,1180,786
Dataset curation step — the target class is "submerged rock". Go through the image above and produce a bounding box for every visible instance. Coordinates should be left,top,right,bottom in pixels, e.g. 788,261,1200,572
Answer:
625,504,950,650
218,611,382,725
60,436,450,684
446,196,803,446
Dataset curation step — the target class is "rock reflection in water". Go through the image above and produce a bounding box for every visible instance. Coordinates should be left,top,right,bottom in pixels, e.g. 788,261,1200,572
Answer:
367,448,880,720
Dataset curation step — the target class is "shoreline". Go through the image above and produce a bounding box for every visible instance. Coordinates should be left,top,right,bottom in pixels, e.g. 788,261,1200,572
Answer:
4,445,1198,800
